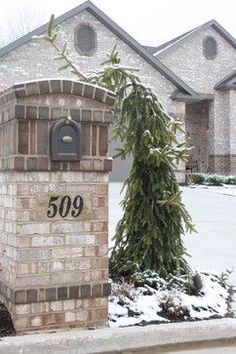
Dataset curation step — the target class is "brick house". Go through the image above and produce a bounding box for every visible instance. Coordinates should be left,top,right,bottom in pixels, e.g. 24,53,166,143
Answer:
0,0,235,180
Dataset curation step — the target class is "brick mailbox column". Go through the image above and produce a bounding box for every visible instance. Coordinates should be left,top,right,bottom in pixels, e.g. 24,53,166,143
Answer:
0,79,115,333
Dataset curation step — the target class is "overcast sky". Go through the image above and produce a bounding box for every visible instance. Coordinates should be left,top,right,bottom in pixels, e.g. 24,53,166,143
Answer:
0,0,235,45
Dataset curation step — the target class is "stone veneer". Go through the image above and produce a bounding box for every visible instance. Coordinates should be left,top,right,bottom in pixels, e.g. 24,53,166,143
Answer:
0,79,115,333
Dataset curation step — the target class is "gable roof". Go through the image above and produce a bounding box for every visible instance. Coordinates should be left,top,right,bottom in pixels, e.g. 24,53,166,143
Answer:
151,19,236,57
0,0,198,98
144,28,194,55
215,70,236,90
144,45,160,55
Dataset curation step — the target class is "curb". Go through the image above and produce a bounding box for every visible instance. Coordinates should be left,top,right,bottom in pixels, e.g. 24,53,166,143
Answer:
0,318,235,353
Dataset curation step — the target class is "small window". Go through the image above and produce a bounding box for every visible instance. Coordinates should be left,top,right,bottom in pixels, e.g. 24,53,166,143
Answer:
203,36,217,60
74,24,96,56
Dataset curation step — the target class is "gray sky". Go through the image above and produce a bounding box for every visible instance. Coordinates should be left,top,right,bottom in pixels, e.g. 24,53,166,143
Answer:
0,0,235,45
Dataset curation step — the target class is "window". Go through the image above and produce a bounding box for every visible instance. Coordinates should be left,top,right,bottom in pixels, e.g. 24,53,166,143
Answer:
203,36,217,60
74,24,96,56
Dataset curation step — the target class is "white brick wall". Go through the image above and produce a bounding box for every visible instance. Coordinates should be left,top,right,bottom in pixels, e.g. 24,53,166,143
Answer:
230,91,236,155
158,27,236,94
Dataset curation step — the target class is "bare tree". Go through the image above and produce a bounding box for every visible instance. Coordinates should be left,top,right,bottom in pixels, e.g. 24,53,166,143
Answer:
0,6,47,48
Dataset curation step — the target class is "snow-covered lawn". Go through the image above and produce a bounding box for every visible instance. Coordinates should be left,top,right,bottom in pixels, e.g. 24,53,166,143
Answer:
108,272,231,328
109,183,236,285
190,184,236,197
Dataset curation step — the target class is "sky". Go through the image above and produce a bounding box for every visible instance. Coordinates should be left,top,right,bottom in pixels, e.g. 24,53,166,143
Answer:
0,0,235,46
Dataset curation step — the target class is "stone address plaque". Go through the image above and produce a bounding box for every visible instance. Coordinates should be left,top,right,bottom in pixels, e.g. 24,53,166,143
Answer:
47,195,84,218
37,192,92,222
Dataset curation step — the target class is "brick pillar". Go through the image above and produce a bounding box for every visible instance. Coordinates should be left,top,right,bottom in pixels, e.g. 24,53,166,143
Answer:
0,79,114,333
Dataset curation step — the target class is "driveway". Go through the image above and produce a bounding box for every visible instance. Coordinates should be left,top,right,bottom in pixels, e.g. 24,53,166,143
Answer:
108,183,236,285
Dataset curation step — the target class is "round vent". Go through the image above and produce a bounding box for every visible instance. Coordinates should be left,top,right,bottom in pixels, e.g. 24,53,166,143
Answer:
203,36,218,60
75,24,96,56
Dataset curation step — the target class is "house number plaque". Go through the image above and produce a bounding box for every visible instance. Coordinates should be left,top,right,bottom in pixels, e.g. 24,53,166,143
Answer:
47,195,84,218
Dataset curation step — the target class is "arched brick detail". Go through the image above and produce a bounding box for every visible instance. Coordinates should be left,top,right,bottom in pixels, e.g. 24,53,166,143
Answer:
0,79,116,107
0,80,114,172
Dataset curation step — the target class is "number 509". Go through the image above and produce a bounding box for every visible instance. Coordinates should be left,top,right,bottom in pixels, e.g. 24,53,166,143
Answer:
47,195,84,218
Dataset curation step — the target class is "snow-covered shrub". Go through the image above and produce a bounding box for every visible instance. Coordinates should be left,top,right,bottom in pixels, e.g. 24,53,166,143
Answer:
225,177,236,185
111,281,135,305
109,271,231,327
210,269,232,289
131,270,167,291
160,293,189,320
207,176,224,186
191,174,205,185
131,270,201,296
191,173,236,186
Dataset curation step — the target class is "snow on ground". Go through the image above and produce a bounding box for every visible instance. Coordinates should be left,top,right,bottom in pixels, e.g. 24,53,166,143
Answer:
108,183,235,328
109,273,230,328
109,183,236,285
190,184,236,197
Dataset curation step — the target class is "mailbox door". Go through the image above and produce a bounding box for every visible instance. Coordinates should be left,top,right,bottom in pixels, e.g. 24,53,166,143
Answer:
51,118,81,161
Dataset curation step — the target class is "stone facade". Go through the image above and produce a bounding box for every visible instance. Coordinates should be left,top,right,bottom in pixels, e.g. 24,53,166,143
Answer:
0,79,114,332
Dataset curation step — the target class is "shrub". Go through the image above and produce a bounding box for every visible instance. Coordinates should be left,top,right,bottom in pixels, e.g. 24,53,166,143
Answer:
190,173,236,186
131,270,197,296
206,176,224,186
131,270,167,290
225,177,236,185
191,174,205,185
214,269,232,288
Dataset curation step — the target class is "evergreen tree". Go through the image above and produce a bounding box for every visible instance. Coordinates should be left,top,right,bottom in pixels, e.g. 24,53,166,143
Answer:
89,47,196,279
37,18,196,280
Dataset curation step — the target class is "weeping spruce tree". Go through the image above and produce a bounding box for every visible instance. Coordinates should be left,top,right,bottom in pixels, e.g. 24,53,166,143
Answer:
38,16,196,280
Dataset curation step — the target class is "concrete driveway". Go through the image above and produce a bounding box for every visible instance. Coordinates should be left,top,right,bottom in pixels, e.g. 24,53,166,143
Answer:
108,183,236,285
